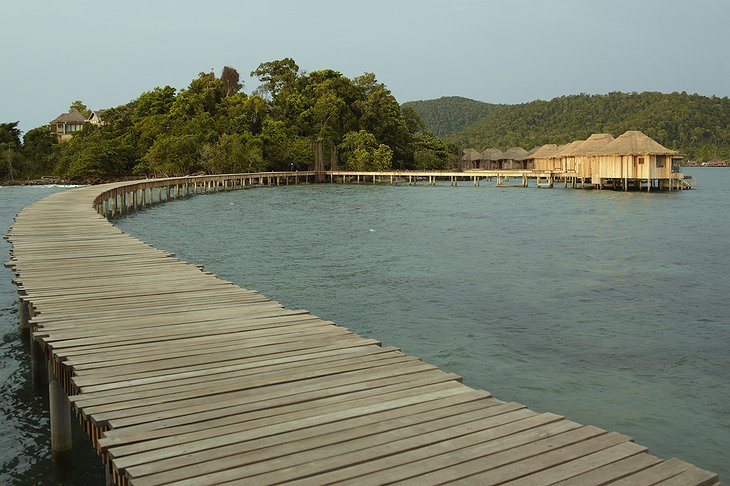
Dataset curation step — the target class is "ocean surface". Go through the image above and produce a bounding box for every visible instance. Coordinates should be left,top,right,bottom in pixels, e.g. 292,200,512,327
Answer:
1,169,728,484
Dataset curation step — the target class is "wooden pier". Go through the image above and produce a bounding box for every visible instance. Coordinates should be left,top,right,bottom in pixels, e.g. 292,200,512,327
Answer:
5,172,715,485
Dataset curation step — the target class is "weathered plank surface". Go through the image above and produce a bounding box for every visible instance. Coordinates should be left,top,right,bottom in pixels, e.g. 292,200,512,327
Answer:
5,176,718,485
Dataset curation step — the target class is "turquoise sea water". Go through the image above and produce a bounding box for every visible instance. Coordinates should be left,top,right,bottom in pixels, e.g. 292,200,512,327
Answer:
1,169,728,484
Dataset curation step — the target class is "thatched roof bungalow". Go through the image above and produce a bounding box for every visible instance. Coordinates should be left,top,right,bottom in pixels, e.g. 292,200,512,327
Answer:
461,148,482,170
572,133,615,179
556,140,584,172
478,148,503,170
591,131,678,183
501,147,530,169
529,144,562,171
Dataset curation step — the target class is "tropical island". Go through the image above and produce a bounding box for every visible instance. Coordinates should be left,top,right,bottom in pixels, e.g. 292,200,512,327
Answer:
1,59,728,184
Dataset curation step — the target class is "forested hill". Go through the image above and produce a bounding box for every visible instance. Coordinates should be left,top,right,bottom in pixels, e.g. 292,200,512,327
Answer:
402,96,505,136
409,92,730,161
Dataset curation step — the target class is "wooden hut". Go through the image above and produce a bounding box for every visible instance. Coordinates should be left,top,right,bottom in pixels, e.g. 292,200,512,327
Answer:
461,149,482,170
501,147,530,170
557,140,584,172
572,133,615,180
529,144,562,171
480,148,504,170
591,131,679,189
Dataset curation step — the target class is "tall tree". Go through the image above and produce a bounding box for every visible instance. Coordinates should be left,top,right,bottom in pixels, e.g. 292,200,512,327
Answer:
250,58,299,101
69,100,91,118
220,66,243,98
0,121,22,147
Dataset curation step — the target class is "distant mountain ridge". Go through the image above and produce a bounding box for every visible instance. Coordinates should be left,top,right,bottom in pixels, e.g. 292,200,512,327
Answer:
402,96,505,137
404,92,730,161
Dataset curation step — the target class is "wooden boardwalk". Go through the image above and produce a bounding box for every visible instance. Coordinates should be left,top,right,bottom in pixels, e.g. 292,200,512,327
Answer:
5,174,717,485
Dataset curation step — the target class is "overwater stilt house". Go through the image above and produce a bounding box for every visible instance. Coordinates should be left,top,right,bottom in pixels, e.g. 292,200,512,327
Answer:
589,131,682,190
529,144,562,170
460,148,482,170
480,148,504,170
501,147,530,170
572,133,615,180
557,140,584,172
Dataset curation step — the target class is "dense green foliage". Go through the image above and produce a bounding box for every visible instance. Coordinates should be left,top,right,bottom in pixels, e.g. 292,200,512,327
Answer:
438,92,730,161
2,61,455,181
402,96,505,136
6,74,729,182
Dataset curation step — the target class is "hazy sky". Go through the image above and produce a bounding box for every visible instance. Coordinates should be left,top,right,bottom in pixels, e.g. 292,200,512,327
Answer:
3,0,729,134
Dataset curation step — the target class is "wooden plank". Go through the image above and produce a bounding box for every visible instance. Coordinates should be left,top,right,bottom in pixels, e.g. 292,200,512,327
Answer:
550,453,663,486
72,347,405,406
497,441,648,486
80,353,422,420
99,362,445,429
102,371,469,454
72,337,381,390
654,465,719,486
206,413,574,486
608,458,706,486
109,384,475,469
129,399,523,486
282,414,574,486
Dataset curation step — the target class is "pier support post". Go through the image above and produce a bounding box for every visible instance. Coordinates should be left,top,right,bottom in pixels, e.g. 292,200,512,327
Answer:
48,365,72,462
31,337,46,385
18,296,30,340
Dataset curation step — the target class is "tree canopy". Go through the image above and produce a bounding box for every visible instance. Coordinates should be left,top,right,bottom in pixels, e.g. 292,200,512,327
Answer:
3,62,456,181
6,66,729,182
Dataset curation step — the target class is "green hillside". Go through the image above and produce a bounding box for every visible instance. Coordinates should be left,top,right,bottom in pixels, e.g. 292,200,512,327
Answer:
443,92,730,161
402,96,505,136
406,92,730,161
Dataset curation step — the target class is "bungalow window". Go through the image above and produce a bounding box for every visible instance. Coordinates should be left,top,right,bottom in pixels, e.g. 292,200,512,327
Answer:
656,156,666,168
637,157,645,164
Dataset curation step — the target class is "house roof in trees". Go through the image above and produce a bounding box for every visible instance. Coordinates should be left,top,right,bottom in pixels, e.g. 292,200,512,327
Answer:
528,144,561,159
480,148,504,161
597,131,677,156
50,109,86,124
502,147,529,161
572,133,615,155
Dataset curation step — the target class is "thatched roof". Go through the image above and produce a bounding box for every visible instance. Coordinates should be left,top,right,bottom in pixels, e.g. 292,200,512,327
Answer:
481,148,504,161
50,109,86,124
572,133,615,156
598,131,677,156
462,148,481,161
529,144,561,159
502,147,528,161
525,146,541,157
557,140,584,157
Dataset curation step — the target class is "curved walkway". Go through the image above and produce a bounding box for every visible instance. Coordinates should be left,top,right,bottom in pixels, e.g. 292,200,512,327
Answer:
6,175,719,485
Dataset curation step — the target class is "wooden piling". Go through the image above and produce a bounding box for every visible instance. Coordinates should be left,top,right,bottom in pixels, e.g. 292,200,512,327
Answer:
49,365,72,462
